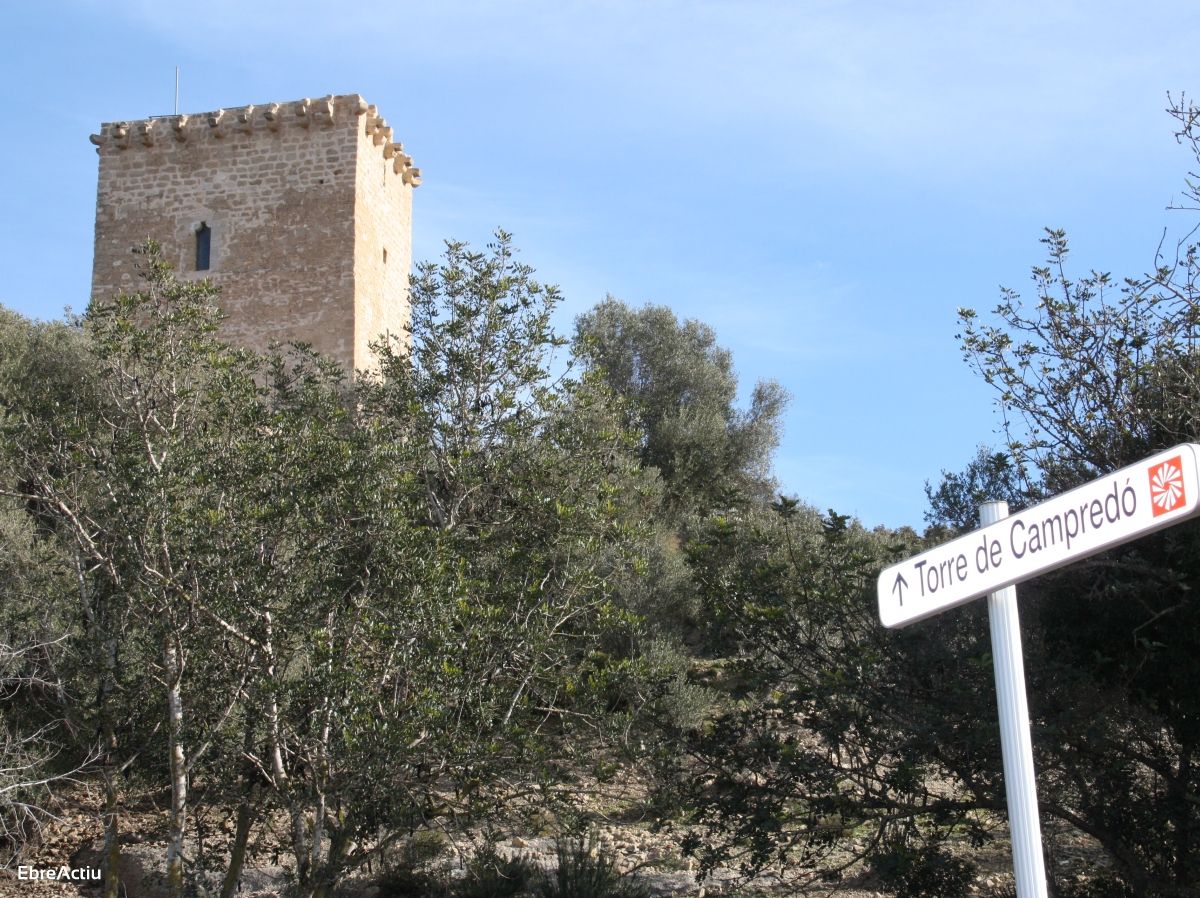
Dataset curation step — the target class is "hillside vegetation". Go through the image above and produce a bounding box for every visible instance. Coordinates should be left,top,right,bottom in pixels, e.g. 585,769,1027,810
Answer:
3,98,1200,898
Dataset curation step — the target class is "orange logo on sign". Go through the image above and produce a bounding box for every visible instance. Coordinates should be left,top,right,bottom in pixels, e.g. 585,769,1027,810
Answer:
1149,456,1186,517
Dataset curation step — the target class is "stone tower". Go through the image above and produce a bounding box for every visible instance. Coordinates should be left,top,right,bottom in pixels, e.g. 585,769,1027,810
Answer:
89,94,419,372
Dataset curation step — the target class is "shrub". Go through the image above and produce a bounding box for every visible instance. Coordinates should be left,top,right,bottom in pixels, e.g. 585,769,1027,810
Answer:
458,841,538,898
1055,873,1135,898
868,839,974,898
535,836,650,898
375,831,452,898
375,864,449,898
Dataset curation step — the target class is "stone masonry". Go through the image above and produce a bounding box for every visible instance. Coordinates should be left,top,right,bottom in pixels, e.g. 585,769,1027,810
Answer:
90,94,419,372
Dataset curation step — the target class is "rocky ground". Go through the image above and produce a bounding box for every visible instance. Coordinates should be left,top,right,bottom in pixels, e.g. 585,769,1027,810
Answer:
0,784,1110,898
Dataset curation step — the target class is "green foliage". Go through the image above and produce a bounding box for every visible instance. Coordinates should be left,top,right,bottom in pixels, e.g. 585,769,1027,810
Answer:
0,309,88,854
0,234,661,896
458,841,538,898
638,637,717,733
382,242,657,844
655,500,999,886
375,863,451,898
951,96,1200,894
664,94,1200,897
375,838,648,898
669,98,1200,894
377,229,605,531
535,836,650,898
1054,873,1136,898
572,297,788,637
958,224,1200,489
868,840,974,898
923,446,1028,535
373,833,454,898
573,297,788,518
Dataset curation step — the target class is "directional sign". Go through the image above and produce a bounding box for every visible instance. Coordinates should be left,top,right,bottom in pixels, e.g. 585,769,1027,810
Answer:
878,443,1200,628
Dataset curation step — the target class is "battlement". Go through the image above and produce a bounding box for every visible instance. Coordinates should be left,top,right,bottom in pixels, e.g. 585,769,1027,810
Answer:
89,94,420,186
91,92,418,372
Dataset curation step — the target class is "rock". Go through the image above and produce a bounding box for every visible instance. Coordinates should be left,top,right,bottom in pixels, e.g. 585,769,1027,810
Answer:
68,844,168,898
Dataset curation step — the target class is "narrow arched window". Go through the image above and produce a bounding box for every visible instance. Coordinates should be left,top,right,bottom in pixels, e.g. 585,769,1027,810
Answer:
195,223,211,271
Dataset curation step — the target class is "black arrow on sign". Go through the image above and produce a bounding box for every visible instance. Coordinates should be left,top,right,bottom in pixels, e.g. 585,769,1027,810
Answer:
892,572,908,605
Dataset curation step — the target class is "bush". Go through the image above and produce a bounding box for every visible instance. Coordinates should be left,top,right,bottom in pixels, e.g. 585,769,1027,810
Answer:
868,840,974,898
458,841,538,898
535,836,650,898
375,864,449,898
375,831,452,898
1054,873,1135,898
376,835,650,898
642,637,718,732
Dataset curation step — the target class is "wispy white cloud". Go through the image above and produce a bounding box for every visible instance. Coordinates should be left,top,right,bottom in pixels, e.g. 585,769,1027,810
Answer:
89,0,1197,176
96,1,1190,160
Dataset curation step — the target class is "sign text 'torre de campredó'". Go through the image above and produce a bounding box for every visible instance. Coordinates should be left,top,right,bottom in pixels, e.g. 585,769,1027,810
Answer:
878,445,1200,628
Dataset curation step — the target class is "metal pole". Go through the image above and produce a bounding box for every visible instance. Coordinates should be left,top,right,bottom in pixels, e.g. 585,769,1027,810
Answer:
175,66,180,115
979,500,1048,897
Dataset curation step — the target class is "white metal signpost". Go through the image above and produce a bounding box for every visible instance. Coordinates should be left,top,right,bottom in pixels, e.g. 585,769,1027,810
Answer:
877,444,1200,898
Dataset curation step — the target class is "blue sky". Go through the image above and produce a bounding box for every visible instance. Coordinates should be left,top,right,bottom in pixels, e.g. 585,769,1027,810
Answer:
2,1,1198,528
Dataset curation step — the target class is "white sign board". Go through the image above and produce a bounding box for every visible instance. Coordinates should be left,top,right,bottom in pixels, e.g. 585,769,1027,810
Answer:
878,443,1200,628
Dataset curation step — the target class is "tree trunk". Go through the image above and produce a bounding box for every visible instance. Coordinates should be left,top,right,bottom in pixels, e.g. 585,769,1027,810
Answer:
262,613,311,886
304,824,350,898
218,791,257,898
219,722,260,898
309,695,333,878
164,636,187,898
101,755,122,898
1172,739,1194,886
96,593,123,898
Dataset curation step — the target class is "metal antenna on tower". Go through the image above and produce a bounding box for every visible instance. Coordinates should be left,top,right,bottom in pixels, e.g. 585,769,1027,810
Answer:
174,67,180,115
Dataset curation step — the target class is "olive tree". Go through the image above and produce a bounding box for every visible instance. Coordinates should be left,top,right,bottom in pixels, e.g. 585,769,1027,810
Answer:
660,97,1200,898
574,298,788,519
952,95,1200,894
1,235,662,898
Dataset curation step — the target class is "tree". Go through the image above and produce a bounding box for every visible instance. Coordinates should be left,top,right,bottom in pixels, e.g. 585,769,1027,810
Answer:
657,96,1200,898
952,95,1200,894
268,232,663,895
573,298,789,519
1,247,291,897
0,235,664,898
0,310,94,863
0,497,84,865
655,501,998,894
571,298,790,641
923,445,1028,535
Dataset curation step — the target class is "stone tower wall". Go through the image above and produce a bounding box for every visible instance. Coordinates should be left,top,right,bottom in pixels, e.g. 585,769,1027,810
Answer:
90,94,419,372
352,101,416,368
